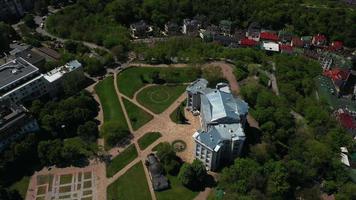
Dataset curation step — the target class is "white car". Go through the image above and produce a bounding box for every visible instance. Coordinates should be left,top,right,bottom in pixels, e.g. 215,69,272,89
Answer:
40,23,44,28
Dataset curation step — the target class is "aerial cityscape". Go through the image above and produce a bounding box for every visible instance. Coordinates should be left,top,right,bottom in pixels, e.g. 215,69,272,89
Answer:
0,0,355,200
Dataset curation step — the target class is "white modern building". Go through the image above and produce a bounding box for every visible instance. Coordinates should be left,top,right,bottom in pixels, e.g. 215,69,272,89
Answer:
187,79,248,171
0,58,82,103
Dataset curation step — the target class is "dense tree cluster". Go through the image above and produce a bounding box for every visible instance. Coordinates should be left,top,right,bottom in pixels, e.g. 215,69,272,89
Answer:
178,159,207,188
37,137,97,167
46,0,355,47
135,37,266,64
0,22,17,54
46,5,130,49
220,54,355,199
30,91,99,138
156,142,181,175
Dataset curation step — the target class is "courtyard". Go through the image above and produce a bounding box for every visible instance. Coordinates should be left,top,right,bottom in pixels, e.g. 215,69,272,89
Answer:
24,62,240,200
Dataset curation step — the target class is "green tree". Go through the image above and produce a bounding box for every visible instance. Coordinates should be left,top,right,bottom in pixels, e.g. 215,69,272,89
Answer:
156,142,176,163
335,182,356,200
178,159,207,187
264,161,290,199
23,14,36,28
77,121,98,142
219,158,263,194
61,137,93,164
37,139,63,165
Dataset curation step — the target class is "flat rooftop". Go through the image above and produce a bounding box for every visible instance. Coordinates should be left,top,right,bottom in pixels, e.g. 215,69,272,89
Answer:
0,58,39,91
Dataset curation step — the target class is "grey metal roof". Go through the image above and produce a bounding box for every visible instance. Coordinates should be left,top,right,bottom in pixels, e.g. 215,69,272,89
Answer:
146,154,169,191
201,89,241,123
186,78,208,93
66,60,82,70
0,58,39,91
196,123,245,150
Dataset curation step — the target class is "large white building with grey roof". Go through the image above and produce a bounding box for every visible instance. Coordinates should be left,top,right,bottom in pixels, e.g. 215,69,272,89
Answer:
187,79,248,171
0,58,82,103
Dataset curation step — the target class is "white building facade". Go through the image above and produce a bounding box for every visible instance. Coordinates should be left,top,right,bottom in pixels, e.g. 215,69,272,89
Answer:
187,79,248,171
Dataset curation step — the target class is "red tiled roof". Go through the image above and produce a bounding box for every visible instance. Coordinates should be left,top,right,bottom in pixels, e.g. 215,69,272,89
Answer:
279,44,294,52
323,68,350,81
313,34,327,43
260,32,279,41
292,37,304,47
240,37,258,46
338,113,356,129
330,41,343,51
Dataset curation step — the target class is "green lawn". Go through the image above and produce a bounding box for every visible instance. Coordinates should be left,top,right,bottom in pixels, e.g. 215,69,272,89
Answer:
123,98,154,131
117,67,200,98
155,174,198,200
137,85,186,114
169,100,187,124
106,145,138,178
107,162,152,200
10,176,30,199
138,132,162,150
94,76,128,129
152,142,164,151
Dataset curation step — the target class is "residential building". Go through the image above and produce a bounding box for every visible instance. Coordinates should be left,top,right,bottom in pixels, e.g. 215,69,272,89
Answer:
145,154,169,191
246,22,261,41
301,36,313,48
278,30,293,44
291,36,304,48
187,79,248,171
219,20,233,36
0,100,39,151
329,41,344,51
280,44,294,54
239,38,258,47
259,31,279,42
261,41,280,52
323,68,355,96
0,58,82,103
130,20,153,39
335,109,356,134
182,19,201,36
312,34,327,46
163,21,180,36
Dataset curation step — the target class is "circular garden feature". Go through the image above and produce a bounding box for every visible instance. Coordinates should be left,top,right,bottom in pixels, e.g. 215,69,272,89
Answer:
172,140,187,152
149,89,170,103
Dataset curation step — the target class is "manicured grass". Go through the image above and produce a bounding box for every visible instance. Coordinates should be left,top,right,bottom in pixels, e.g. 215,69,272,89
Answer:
94,76,128,129
138,132,162,150
137,85,186,114
107,162,152,200
152,142,164,151
106,145,138,178
117,67,200,98
59,174,73,185
10,176,30,199
155,174,198,200
170,100,187,124
123,98,154,131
